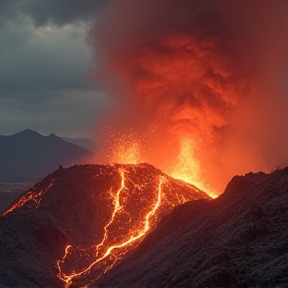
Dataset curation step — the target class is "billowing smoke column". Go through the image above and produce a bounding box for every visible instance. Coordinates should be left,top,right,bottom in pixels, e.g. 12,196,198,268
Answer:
90,0,288,194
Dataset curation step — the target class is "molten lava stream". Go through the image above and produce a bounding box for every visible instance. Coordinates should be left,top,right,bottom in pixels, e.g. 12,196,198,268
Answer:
2,180,55,216
56,169,165,285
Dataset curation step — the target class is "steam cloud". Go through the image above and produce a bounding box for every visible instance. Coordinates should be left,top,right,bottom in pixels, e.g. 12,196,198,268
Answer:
89,0,288,193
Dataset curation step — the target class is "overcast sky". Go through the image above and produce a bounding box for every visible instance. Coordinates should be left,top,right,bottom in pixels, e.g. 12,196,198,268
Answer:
0,0,111,137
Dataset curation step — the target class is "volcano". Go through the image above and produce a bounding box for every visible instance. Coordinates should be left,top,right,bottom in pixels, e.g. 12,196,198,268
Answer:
1,164,288,287
0,163,209,287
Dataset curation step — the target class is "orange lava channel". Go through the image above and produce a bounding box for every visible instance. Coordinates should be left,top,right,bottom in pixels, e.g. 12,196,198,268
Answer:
2,181,54,216
57,169,165,284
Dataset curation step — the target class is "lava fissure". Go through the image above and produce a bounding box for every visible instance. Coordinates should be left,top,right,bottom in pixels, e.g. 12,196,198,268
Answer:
2,180,55,216
56,168,167,285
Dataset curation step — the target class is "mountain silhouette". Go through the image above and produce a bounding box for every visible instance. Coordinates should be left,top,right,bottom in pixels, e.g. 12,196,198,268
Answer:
61,136,94,151
0,129,92,182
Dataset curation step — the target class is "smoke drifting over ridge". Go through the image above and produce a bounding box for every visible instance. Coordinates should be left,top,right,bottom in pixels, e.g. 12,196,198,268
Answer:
89,0,288,193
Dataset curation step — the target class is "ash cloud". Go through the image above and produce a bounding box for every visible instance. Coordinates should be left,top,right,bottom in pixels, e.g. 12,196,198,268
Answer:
90,0,288,192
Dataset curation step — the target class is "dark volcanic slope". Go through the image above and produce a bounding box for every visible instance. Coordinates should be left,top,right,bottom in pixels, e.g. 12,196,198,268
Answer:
97,168,288,288
0,163,208,287
0,129,92,181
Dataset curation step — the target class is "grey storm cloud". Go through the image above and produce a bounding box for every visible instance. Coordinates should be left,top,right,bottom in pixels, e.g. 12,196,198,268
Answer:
0,0,111,137
0,0,110,26
0,0,111,99
0,19,92,98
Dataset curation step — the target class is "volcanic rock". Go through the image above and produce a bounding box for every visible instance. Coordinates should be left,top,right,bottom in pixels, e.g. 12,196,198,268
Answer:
0,163,209,287
96,168,288,288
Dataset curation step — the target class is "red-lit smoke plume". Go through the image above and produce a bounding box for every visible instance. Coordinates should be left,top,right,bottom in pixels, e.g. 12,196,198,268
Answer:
90,0,288,194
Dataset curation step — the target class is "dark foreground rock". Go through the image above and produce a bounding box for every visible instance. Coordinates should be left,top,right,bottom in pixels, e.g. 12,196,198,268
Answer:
0,163,208,287
96,168,288,288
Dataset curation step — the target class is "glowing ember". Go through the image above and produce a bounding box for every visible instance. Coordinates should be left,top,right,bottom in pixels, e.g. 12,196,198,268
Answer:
110,141,142,164
103,126,147,165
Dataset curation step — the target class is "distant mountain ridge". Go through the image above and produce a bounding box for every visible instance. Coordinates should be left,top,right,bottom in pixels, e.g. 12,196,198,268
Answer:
61,136,94,151
0,129,92,182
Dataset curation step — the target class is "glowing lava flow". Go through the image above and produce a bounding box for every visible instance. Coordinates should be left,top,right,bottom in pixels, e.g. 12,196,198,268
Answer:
56,169,165,285
95,169,126,258
1,180,54,216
